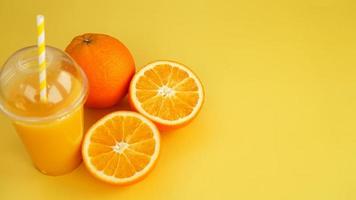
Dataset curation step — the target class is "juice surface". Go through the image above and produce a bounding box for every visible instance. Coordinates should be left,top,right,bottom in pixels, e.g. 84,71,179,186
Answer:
3,64,83,117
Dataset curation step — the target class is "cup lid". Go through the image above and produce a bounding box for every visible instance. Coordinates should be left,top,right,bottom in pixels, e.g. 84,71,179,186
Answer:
0,45,88,123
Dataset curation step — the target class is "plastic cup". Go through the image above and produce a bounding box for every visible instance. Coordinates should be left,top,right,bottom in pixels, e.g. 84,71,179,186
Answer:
0,46,88,175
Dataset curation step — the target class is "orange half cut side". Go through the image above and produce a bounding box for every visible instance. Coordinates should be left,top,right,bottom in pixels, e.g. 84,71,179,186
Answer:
129,61,204,130
82,111,160,185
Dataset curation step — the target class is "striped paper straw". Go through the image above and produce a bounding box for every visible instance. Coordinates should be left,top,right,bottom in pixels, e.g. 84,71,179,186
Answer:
37,15,47,102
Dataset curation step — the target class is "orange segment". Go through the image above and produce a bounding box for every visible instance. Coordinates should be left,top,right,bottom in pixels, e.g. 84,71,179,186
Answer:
129,61,204,130
115,154,136,178
123,148,151,171
174,78,199,91
82,111,160,185
88,143,112,157
129,139,156,155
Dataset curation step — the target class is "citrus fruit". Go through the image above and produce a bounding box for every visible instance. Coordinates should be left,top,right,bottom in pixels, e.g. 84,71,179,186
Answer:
129,60,204,130
65,33,135,108
82,111,160,185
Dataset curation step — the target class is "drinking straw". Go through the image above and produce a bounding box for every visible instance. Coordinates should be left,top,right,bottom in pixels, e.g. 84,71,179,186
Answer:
37,15,47,102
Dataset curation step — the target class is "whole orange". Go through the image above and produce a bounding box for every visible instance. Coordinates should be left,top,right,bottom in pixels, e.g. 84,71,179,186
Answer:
65,33,135,108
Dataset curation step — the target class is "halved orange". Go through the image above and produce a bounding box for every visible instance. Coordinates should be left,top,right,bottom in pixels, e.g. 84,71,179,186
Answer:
82,111,160,185
129,60,204,130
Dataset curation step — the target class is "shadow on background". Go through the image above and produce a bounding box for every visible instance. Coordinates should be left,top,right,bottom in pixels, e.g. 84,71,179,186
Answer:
84,96,131,133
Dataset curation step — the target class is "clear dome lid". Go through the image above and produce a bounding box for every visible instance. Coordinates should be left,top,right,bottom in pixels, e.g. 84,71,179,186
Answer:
0,45,88,123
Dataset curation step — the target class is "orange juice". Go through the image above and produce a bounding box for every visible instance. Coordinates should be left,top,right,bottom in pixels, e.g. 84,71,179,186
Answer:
0,46,88,175
14,107,83,175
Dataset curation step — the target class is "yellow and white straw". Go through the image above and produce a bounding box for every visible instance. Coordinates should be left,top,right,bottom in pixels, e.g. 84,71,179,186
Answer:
37,15,47,102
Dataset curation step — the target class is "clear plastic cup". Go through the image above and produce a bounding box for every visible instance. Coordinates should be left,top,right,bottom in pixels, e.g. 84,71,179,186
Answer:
0,45,88,175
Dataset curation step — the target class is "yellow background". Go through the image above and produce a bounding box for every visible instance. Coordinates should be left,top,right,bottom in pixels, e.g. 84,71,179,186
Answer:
0,0,356,199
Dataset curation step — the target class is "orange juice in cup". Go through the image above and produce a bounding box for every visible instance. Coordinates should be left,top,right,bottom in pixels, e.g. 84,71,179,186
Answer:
0,46,88,175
